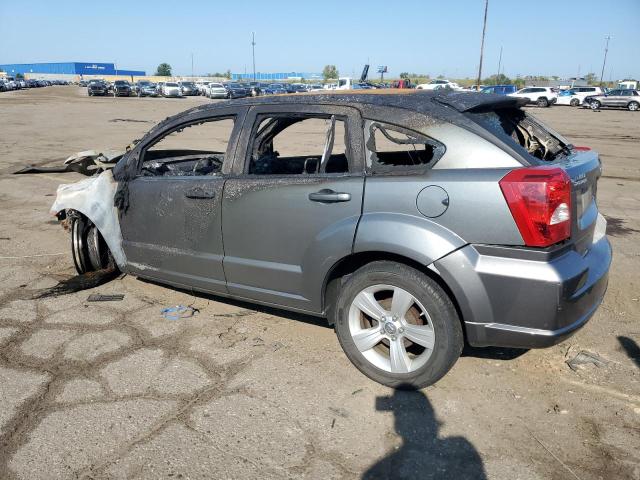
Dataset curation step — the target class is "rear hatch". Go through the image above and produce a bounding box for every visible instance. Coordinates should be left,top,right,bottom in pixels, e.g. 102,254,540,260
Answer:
464,104,602,253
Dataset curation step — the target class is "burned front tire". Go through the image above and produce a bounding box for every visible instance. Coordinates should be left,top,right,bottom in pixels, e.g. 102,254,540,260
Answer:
70,214,115,274
333,261,463,389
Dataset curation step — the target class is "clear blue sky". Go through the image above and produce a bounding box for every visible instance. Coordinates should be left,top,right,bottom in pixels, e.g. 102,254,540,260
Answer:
1,0,638,80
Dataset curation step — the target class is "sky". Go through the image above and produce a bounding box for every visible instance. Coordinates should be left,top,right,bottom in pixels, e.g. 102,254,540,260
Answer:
1,0,638,80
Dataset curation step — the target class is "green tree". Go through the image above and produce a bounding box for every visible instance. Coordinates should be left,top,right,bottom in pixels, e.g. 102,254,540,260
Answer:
399,72,410,80
16,73,24,80
155,63,172,76
584,72,597,84
225,70,232,79
322,65,339,81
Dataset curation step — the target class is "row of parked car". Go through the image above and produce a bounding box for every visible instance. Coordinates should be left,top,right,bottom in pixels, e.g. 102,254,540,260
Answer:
83,78,325,99
414,79,639,111
0,78,71,92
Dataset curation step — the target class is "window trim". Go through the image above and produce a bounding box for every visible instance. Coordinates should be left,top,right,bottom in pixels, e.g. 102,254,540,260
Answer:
363,120,446,175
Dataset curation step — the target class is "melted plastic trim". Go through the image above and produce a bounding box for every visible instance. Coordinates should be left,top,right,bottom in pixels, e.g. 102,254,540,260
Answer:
50,170,126,268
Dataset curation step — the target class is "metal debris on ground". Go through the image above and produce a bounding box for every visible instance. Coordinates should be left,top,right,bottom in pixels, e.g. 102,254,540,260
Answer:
161,305,199,321
566,350,608,371
87,293,125,302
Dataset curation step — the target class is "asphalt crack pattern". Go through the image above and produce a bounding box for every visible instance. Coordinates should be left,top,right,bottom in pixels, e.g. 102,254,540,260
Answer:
0,270,353,480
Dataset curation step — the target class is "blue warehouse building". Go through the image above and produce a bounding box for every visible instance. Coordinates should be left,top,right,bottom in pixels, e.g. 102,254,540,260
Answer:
0,62,145,77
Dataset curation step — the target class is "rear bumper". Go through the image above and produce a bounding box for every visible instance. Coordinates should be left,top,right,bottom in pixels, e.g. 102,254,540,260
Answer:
434,215,612,348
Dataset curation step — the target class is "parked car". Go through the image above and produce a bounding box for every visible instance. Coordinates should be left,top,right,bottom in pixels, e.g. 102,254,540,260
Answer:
556,86,605,106
178,81,198,96
262,83,288,95
481,85,517,95
162,82,181,97
87,80,109,96
582,89,640,111
415,79,462,91
136,81,158,97
113,80,132,97
223,82,249,98
205,82,227,99
509,87,557,107
52,91,611,389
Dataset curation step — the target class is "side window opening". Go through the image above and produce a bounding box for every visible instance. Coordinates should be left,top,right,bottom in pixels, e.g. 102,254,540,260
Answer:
140,117,235,177
248,115,350,175
365,121,445,173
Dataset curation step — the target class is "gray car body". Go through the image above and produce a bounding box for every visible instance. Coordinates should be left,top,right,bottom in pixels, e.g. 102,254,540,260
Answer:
53,91,611,350
584,89,640,109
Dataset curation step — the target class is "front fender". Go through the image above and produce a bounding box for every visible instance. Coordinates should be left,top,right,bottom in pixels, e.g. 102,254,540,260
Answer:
50,170,127,268
353,212,466,266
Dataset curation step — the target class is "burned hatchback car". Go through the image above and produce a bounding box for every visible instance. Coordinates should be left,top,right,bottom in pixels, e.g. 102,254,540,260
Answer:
51,91,611,389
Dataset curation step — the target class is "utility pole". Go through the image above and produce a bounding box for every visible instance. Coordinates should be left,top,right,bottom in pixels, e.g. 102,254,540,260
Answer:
476,0,489,90
191,53,194,79
497,45,502,80
251,32,256,81
599,35,612,85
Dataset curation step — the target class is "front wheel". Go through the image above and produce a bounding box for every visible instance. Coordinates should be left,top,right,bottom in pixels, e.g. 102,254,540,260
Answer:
628,101,639,111
570,98,580,107
537,97,549,107
333,261,463,389
591,100,601,110
71,215,114,274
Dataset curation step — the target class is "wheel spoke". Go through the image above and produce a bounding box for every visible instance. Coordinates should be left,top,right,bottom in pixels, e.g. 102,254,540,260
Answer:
389,338,411,373
390,288,414,319
403,324,435,349
352,326,384,352
352,290,387,321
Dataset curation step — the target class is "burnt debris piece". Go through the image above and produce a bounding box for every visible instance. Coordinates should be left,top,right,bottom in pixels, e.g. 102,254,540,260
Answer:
14,150,124,176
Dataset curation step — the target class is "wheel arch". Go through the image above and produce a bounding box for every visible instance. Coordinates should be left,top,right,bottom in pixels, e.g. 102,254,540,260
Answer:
322,251,467,338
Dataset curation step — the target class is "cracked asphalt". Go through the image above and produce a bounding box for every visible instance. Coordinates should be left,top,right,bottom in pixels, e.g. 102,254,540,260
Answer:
0,87,639,479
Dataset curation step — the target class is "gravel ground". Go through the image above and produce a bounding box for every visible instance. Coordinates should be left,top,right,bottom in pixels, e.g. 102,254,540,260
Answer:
0,86,638,480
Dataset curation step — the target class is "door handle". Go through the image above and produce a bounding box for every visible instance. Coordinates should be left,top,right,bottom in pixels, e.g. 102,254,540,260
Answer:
308,189,351,203
185,186,216,199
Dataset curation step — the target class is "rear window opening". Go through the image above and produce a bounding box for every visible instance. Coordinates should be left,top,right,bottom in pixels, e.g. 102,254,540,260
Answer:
468,108,570,161
365,122,445,173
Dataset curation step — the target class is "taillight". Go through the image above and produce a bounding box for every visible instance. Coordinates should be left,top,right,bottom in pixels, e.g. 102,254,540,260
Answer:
499,167,572,247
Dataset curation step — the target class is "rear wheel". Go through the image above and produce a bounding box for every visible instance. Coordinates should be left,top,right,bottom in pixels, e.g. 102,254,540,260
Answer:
537,97,549,107
628,101,639,111
71,215,114,274
570,98,580,107
591,100,601,110
333,261,463,389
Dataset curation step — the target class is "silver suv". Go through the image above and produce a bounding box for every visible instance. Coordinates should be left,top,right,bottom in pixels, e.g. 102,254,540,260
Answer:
52,92,612,389
584,89,640,111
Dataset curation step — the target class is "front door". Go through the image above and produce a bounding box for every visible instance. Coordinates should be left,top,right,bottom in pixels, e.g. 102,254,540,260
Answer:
120,108,245,293
221,104,365,313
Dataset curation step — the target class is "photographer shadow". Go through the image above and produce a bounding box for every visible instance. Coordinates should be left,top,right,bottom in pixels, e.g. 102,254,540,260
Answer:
363,388,487,480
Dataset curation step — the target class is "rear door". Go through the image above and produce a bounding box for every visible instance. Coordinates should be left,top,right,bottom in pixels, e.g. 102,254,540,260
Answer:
221,104,365,313
120,107,246,293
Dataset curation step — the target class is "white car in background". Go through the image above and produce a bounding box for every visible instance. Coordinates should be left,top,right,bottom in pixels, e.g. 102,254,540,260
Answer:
508,87,558,107
161,82,181,97
415,79,462,91
205,82,227,99
196,81,211,95
556,86,605,106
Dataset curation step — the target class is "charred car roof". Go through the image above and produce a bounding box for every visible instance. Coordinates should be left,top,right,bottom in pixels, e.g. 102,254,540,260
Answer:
175,90,529,122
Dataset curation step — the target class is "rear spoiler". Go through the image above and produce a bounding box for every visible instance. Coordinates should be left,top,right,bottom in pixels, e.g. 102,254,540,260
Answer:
432,91,529,112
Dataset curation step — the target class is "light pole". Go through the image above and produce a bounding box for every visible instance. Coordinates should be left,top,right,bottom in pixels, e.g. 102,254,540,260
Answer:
599,35,612,85
191,53,194,79
251,32,256,81
476,0,489,90
497,45,502,80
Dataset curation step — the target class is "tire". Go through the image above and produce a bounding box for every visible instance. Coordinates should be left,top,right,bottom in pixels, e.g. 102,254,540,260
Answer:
591,100,601,110
570,98,580,107
537,97,549,107
88,91,92,96
628,101,639,112
333,261,463,389
71,215,114,274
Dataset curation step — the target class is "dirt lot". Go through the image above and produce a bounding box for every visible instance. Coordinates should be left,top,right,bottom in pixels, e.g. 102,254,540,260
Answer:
0,86,638,480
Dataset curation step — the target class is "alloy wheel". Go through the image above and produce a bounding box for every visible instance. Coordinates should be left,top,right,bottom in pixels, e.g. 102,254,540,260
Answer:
348,284,435,374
